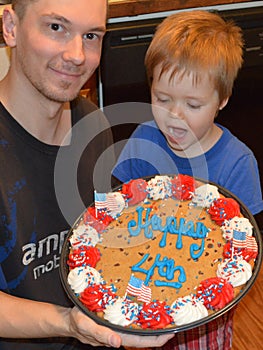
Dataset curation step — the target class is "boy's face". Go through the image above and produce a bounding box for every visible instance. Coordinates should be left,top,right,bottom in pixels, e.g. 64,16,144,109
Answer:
7,0,107,102
151,65,227,157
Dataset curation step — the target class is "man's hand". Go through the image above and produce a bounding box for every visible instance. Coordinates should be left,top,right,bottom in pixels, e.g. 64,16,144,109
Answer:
69,307,174,347
119,332,174,348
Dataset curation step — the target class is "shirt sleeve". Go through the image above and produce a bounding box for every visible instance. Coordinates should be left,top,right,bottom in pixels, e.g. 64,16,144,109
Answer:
221,154,263,215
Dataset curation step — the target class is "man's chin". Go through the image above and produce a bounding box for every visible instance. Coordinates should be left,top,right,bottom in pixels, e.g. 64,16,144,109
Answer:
45,90,80,103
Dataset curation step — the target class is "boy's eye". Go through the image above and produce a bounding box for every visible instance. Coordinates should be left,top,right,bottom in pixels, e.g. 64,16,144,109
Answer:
188,103,201,109
156,96,169,103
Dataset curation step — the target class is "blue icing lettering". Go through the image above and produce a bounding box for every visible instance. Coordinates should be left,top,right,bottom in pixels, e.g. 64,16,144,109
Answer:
132,253,186,289
128,205,210,289
190,238,205,260
128,206,209,259
128,206,153,238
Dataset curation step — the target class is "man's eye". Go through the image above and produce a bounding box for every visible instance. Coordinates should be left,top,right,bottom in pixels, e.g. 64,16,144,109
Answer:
50,23,63,32
84,33,97,40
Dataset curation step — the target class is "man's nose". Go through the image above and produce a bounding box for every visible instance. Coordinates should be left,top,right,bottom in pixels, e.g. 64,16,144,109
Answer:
63,36,85,65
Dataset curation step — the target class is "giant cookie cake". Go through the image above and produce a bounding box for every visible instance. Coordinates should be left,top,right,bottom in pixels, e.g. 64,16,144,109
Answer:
65,175,259,330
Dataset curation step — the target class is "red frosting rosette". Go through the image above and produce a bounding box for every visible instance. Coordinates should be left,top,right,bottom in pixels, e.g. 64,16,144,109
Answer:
196,277,234,310
223,241,258,262
136,301,173,329
208,198,241,226
171,174,196,200
121,178,148,206
80,284,116,312
67,246,101,269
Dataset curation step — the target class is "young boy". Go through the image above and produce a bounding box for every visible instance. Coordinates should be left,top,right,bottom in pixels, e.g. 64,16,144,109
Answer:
112,10,263,349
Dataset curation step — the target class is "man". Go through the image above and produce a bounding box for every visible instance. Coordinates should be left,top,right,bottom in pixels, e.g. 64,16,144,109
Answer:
0,1,174,349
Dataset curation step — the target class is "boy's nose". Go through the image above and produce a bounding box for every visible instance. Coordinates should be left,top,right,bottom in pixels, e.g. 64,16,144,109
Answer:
169,104,184,120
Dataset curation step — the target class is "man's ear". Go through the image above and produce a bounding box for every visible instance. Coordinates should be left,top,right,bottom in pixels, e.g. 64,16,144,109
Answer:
219,97,229,111
2,8,18,48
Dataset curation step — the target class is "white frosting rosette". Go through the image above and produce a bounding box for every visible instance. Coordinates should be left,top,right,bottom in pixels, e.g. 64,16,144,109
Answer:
146,175,172,200
67,266,104,294
104,297,139,326
217,258,252,287
171,294,208,326
191,184,220,208
221,216,253,241
70,223,101,248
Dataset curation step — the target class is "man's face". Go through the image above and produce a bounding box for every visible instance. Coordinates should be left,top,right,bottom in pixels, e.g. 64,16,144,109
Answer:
11,0,107,102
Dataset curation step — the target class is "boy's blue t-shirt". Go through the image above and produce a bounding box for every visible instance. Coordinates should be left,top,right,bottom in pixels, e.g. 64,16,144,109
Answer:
112,120,263,215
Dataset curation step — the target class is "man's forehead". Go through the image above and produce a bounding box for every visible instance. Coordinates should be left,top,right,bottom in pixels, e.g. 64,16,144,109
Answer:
24,0,107,20
23,0,107,30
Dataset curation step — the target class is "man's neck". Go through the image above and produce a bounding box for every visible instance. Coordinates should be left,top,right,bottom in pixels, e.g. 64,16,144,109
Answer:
0,74,72,146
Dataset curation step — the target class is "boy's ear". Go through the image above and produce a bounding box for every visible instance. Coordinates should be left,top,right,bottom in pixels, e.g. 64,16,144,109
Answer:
2,8,18,48
219,97,229,111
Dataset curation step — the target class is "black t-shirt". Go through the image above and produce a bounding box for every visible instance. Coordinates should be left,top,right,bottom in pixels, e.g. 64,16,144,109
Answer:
0,97,115,349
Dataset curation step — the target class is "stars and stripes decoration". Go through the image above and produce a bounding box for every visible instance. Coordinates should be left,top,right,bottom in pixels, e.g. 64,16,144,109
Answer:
106,193,122,213
94,191,121,215
126,275,144,296
138,283,152,303
126,275,152,303
231,230,258,253
232,230,247,249
246,235,258,253
94,192,107,210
